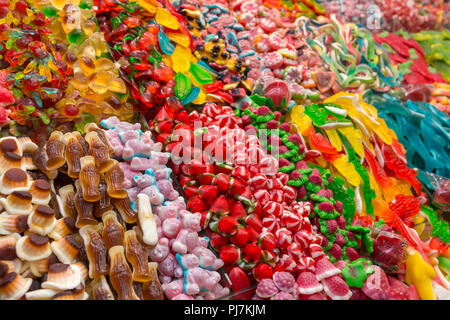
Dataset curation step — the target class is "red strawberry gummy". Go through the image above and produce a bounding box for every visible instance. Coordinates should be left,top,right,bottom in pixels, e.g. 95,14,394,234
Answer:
220,244,240,265
253,262,274,281
230,201,247,220
242,243,262,262
230,227,249,247
229,267,252,300
217,216,238,236
199,185,218,204
210,195,230,215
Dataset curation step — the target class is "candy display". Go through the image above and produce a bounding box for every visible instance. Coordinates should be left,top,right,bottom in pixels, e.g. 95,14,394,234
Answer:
0,0,449,301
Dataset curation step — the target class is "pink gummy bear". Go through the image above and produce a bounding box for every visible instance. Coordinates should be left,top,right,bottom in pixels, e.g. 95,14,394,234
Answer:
192,246,224,270
185,267,221,296
162,218,182,239
179,210,201,232
154,168,172,181
158,253,182,279
126,187,139,202
135,174,155,189
130,157,163,171
119,162,140,188
119,130,140,143
164,279,184,299
172,229,199,254
202,283,230,300
164,197,187,211
148,238,170,262
101,116,120,129
105,129,123,157
154,204,178,221
123,139,152,159
156,180,179,201
141,185,164,205
151,151,170,165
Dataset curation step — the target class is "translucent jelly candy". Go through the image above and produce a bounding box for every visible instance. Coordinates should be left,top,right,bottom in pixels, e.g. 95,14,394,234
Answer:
155,7,180,30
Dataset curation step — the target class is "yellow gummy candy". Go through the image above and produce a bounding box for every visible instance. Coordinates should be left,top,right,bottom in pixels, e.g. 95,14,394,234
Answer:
405,249,437,300
289,105,311,135
337,126,364,158
162,55,172,68
155,7,180,30
325,129,342,152
332,155,361,187
192,89,206,105
166,32,190,48
138,0,158,14
171,46,191,73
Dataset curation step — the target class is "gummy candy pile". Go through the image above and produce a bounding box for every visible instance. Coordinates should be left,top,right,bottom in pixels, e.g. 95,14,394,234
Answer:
0,0,449,301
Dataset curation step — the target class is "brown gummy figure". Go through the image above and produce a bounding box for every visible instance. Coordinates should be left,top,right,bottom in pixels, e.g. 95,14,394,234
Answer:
79,224,108,279
79,156,101,202
111,197,137,224
101,211,124,250
108,245,140,300
74,180,97,228
45,131,66,171
85,131,114,174
95,181,113,218
124,230,150,282
63,132,85,178
142,262,164,300
104,160,127,199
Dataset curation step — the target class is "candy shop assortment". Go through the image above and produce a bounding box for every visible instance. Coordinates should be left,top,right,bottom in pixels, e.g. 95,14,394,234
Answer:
0,0,449,300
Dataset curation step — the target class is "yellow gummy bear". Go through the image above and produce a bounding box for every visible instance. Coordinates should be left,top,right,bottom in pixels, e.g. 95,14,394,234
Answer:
155,7,180,30
171,46,191,73
405,249,437,300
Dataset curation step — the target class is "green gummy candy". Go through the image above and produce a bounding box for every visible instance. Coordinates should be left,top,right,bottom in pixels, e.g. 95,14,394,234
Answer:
174,73,191,100
342,261,367,288
189,63,213,84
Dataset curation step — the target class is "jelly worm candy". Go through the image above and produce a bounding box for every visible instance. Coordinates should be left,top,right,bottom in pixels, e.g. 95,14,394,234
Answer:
79,156,101,202
101,210,124,250
108,245,140,300
137,194,158,246
124,230,151,282
79,223,109,279
104,160,128,199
